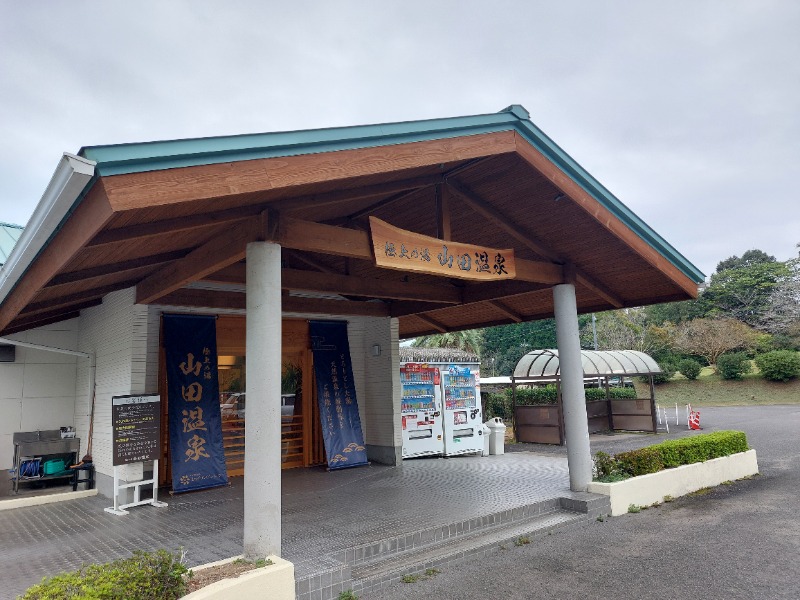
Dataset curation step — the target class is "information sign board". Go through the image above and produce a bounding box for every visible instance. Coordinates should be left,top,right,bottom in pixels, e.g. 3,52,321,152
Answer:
112,394,161,466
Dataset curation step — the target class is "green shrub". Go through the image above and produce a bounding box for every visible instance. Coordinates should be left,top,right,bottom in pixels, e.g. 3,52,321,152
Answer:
615,447,664,476
651,360,677,384
21,549,188,600
508,385,636,408
590,431,749,481
755,350,800,382
717,352,751,380
677,358,702,380
484,392,513,420
654,431,748,468
505,385,558,406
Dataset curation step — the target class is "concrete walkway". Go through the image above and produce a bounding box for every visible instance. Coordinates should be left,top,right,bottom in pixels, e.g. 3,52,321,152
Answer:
1,451,580,599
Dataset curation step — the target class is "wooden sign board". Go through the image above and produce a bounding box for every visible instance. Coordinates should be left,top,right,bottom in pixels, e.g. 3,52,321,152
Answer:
369,217,516,281
112,394,161,466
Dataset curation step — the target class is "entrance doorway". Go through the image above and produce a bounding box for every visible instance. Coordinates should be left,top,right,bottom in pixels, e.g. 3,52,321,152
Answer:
159,316,325,487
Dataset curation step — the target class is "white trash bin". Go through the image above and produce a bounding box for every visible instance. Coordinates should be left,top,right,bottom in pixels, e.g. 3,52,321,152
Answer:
485,417,506,455
481,424,491,456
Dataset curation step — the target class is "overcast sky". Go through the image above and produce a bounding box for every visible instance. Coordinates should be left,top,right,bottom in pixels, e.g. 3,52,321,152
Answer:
1,1,798,277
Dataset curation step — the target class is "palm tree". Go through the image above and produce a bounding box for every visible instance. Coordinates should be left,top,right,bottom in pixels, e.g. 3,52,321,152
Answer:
411,329,483,356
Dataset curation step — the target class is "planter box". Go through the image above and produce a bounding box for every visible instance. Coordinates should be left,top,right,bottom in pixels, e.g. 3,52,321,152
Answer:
587,449,759,516
183,555,295,600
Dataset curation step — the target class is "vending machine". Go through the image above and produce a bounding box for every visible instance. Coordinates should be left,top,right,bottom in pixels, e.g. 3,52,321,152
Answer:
400,364,444,458
440,364,484,456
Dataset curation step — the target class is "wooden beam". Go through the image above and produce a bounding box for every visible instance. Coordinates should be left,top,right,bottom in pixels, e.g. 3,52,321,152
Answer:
156,288,390,317
274,174,443,213
447,179,560,261
21,282,137,317
512,132,699,298
136,217,264,304
575,272,624,308
274,216,374,260
488,300,523,322
100,130,518,211
447,179,624,306
435,183,451,241
281,269,461,304
283,295,389,318
201,262,247,284
283,250,339,274
86,206,262,248
1,310,86,337
413,313,448,333
46,251,188,287
0,181,115,332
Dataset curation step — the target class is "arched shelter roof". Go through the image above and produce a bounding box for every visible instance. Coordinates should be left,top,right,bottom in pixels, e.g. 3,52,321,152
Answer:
0,105,704,336
512,349,662,380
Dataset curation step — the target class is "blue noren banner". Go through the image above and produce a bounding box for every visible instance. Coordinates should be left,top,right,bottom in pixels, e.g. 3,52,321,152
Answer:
309,320,369,470
164,314,228,492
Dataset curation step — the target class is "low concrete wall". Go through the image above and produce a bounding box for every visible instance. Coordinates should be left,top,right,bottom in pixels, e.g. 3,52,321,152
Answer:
0,489,98,511
183,555,294,600
587,449,759,516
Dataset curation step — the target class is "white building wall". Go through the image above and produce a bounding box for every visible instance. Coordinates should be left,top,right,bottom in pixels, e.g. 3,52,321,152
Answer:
0,320,80,470
76,288,155,496
347,317,401,457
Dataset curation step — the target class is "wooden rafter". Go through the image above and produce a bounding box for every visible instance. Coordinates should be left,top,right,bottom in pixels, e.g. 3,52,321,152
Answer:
135,217,264,304
2,310,87,336
281,269,461,304
0,182,115,332
435,183,451,241
21,282,136,317
276,174,444,213
487,300,523,322
446,178,623,308
414,313,448,333
86,206,262,248
100,131,518,211
46,251,188,288
512,132,698,298
156,288,389,318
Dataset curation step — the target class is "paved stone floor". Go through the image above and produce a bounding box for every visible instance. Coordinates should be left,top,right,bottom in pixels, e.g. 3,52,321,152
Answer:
0,451,577,599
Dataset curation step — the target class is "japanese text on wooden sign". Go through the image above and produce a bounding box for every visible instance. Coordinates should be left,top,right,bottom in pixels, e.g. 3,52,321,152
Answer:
369,217,516,281
112,394,161,466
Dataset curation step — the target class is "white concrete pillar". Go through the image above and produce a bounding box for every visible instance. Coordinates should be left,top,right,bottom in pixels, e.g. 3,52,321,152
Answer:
553,283,592,491
244,241,282,558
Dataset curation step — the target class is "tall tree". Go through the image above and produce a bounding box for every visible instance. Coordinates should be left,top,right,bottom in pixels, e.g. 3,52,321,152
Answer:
670,317,757,368
716,249,777,273
704,260,790,326
581,308,670,355
760,258,800,347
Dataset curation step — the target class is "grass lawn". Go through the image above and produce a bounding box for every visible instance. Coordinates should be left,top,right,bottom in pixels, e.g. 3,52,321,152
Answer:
634,365,800,407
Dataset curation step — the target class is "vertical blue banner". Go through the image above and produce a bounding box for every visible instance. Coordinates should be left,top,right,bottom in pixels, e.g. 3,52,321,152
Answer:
164,314,228,492
309,320,369,470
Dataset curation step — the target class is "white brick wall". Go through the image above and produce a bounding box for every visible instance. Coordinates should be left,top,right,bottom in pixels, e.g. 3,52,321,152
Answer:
0,320,80,469
347,317,401,449
76,288,154,484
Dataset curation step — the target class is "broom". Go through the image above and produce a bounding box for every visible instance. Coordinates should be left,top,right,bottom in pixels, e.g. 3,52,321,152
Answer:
70,387,96,468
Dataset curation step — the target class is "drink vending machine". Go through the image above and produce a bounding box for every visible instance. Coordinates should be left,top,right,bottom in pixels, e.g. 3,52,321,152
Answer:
440,364,483,456
400,364,444,458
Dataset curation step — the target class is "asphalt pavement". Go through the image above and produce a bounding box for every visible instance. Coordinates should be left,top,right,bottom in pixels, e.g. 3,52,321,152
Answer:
366,405,800,600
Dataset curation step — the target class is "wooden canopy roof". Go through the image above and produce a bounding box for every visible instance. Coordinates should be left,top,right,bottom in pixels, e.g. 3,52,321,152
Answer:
0,106,703,337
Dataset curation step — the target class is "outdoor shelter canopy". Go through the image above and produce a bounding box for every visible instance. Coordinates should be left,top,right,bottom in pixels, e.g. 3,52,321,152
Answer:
0,105,704,337
512,349,662,380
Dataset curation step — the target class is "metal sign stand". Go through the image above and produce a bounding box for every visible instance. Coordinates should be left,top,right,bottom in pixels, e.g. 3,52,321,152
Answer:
104,459,168,516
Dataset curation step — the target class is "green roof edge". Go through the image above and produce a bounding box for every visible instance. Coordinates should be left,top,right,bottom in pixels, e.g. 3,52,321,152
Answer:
78,105,704,283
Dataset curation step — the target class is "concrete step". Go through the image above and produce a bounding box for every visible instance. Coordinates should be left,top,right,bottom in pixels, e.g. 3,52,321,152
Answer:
351,508,582,586
294,494,610,600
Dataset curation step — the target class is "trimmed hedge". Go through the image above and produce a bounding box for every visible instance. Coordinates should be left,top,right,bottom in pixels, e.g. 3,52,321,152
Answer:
21,549,188,600
593,430,749,480
485,385,637,421
677,358,702,380
717,352,751,380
